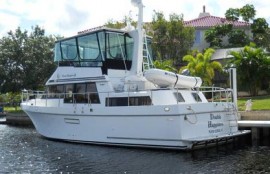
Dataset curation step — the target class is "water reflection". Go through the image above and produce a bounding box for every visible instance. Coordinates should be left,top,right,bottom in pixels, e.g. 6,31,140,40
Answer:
0,125,270,173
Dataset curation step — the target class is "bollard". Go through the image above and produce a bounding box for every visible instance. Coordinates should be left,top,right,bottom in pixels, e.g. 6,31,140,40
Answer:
245,99,252,112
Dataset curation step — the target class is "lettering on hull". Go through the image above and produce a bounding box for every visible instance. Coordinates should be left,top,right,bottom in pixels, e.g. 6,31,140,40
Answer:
208,114,224,134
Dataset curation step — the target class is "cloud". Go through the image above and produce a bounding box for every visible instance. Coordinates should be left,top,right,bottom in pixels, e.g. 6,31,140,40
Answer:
0,12,20,37
0,0,269,38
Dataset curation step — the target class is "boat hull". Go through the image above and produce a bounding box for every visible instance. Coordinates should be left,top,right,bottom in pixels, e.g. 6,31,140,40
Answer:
22,103,249,150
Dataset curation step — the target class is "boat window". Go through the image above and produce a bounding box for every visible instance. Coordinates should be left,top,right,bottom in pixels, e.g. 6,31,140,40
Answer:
129,96,152,106
106,33,133,61
77,33,101,61
174,92,185,102
86,83,100,104
74,83,87,103
192,93,202,102
98,32,105,60
54,42,61,62
106,96,151,107
47,85,64,98
64,84,74,103
61,38,78,61
107,33,124,59
125,35,134,61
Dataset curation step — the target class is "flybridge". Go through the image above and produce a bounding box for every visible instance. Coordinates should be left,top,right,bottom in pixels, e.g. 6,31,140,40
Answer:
53,28,136,74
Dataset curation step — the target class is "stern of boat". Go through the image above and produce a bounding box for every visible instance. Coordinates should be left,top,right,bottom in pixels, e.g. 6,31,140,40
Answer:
178,103,250,149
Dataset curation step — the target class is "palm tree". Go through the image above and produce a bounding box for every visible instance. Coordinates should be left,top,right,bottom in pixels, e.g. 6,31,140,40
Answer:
180,48,222,86
228,43,270,96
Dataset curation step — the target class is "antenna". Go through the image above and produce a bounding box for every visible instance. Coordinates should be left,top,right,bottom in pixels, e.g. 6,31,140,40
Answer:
131,0,143,30
130,0,144,76
131,0,142,7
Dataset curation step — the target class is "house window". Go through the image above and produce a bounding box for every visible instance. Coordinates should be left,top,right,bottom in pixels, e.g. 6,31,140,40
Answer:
195,30,201,44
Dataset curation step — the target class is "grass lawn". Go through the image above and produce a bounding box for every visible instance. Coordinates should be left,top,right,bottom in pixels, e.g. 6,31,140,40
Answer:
3,106,24,113
238,95,270,111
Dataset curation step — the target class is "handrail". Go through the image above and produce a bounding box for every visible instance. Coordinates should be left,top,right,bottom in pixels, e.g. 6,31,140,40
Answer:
21,86,234,107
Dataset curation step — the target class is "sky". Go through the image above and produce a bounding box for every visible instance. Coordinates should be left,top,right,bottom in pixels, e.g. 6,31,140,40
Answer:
0,0,270,38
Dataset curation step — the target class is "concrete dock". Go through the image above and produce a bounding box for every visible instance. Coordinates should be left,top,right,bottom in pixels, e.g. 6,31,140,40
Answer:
0,112,33,126
239,110,270,146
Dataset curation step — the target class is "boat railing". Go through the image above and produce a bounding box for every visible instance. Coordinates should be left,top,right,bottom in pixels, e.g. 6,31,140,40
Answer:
21,86,234,107
21,90,101,107
198,86,233,103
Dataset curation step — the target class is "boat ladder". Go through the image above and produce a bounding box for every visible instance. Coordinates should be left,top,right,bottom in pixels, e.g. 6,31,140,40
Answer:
142,33,154,71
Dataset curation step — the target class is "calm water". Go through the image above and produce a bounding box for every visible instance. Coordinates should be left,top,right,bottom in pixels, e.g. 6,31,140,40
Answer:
1,122,270,173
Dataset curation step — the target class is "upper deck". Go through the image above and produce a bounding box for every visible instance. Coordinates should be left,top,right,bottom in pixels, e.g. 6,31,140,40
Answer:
54,27,153,75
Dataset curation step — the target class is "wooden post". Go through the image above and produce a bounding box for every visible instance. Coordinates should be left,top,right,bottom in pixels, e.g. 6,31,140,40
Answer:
251,127,260,146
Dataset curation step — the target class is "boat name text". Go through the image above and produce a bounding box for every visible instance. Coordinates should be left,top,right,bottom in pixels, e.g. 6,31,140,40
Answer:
208,113,224,133
210,113,221,120
62,73,76,78
208,121,224,128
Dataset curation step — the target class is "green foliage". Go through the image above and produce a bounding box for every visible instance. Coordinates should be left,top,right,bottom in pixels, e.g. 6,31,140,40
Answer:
205,24,233,48
228,29,250,47
228,44,270,96
0,92,21,111
225,8,240,22
225,4,256,23
105,16,136,29
181,48,223,86
153,59,176,72
240,4,256,22
255,28,270,51
206,4,270,49
151,11,194,65
251,18,269,34
0,26,56,93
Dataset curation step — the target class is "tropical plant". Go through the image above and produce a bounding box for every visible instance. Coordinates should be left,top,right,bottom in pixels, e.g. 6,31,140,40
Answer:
227,43,270,96
181,48,223,86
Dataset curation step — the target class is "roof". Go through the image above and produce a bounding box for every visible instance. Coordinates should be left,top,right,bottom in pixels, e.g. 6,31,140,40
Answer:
211,48,243,60
184,15,250,29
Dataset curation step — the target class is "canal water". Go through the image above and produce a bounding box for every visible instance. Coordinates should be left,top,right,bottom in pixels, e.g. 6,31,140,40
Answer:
1,123,270,173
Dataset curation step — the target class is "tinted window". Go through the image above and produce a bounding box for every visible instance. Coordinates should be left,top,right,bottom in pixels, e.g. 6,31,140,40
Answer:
47,85,64,98
77,33,100,60
86,83,100,104
174,92,185,102
192,93,202,102
106,96,152,107
61,38,78,60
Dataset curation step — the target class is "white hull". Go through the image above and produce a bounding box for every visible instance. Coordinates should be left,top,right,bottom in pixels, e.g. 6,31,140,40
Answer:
22,102,249,150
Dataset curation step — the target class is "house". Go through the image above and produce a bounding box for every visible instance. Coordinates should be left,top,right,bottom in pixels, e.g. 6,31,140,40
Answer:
184,6,251,54
182,7,252,89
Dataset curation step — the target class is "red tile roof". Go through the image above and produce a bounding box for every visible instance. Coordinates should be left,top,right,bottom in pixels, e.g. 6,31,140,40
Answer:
184,15,250,28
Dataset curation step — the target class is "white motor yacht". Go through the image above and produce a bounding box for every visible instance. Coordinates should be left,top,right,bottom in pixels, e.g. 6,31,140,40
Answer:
21,0,250,150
